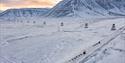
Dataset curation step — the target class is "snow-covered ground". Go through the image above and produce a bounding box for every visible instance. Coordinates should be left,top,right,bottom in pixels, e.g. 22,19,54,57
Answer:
0,17,125,63
81,30,125,63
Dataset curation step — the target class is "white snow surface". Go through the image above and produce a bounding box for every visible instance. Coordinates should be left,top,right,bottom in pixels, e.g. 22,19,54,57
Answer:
0,17,125,63
82,31,125,63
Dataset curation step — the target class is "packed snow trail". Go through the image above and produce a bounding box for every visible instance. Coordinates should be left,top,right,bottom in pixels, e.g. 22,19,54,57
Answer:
64,25,125,63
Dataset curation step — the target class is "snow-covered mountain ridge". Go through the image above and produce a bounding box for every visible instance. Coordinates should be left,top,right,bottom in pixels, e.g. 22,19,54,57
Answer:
47,0,125,17
0,0,125,18
0,8,49,17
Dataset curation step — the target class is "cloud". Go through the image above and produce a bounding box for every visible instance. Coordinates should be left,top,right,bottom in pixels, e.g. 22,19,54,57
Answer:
0,0,61,10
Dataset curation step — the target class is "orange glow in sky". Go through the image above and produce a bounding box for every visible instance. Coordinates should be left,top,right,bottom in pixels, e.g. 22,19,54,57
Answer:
0,0,62,10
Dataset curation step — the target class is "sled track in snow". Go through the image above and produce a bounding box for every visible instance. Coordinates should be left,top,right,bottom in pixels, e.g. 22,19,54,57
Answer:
64,25,125,63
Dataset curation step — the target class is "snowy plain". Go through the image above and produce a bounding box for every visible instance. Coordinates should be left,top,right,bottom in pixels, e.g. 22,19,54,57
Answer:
0,17,125,63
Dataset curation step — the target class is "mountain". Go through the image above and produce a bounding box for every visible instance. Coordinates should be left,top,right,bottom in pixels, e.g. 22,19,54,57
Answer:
0,10,3,13
0,8,50,18
0,0,125,18
46,0,125,17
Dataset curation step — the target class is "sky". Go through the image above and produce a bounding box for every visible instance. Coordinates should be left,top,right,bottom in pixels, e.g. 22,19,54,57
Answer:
0,0,62,10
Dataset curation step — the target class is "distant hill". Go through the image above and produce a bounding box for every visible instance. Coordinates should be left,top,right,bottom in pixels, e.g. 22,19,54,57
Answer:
0,10,3,13
0,8,50,18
